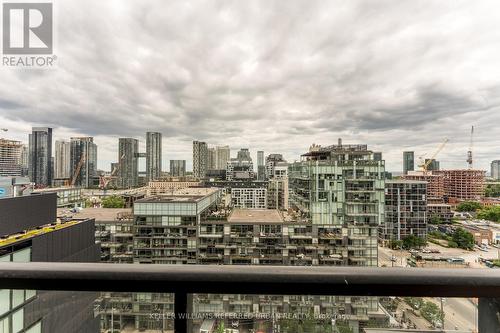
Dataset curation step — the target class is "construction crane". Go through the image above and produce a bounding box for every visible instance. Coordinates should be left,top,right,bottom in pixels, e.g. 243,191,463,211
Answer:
418,138,449,173
99,154,125,189
70,153,86,186
467,126,474,169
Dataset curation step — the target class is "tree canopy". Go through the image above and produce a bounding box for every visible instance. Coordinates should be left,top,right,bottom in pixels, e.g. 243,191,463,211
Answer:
429,214,443,225
402,235,427,249
485,184,500,198
101,195,125,208
451,228,474,250
477,206,500,222
456,201,482,212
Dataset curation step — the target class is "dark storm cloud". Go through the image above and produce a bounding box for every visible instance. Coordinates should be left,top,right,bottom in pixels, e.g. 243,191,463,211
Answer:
1,0,500,171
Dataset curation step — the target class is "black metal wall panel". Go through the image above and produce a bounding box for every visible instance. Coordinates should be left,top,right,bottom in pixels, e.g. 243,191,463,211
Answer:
0,193,56,235
31,219,98,263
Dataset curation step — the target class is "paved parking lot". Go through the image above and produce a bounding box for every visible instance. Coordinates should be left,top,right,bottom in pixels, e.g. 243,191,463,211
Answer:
378,243,500,268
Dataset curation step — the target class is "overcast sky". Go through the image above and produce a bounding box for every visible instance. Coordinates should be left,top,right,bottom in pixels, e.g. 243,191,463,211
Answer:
1,0,499,173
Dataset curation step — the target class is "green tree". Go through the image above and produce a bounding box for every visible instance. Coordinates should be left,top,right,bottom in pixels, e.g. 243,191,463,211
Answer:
388,239,403,249
451,228,474,250
404,297,424,310
429,214,443,225
101,195,125,208
402,235,427,249
420,301,444,326
485,184,500,198
477,206,500,222
456,201,482,212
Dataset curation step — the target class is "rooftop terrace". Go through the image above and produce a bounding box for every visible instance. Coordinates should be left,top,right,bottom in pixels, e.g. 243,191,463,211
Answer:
57,208,133,222
136,187,220,203
228,209,284,224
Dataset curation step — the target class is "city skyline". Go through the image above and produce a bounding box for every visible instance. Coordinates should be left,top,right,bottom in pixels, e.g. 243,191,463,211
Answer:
1,1,500,172
1,128,499,174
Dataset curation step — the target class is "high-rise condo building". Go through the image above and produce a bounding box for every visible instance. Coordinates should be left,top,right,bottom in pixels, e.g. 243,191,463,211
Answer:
491,160,500,180
226,148,254,181
20,144,28,177
28,127,52,187
257,150,264,167
236,148,251,160
170,160,186,177
0,139,23,176
403,151,414,175
70,137,97,188
131,185,377,330
288,139,385,330
118,138,139,188
193,141,208,179
265,153,285,179
288,139,385,267
207,147,217,170
425,158,440,171
267,178,288,210
373,152,383,161
146,132,162,181
54,140,71,180
257,150,265,180
379,180,427,245
216,145,230,170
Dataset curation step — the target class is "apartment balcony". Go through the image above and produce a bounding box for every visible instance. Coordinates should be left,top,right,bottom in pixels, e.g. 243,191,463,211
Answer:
258,254,283,260
289,233,313,239
319,232,342,239
345,188,376,193
319,254,343,261
345,201,378,206
258,232,281,238
198,233,223,238
1,263,499,332
229,232,253,238
345,211,378,217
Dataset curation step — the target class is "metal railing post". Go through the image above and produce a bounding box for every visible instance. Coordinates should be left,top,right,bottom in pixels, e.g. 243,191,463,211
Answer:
174,291,187,333
478,298,499,333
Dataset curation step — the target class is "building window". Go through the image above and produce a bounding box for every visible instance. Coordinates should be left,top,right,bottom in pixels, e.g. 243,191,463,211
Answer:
24,321,41,333
12,248,31,263
0,316,9,333
12,307,23,333
0,290,9,316
12,290,24,309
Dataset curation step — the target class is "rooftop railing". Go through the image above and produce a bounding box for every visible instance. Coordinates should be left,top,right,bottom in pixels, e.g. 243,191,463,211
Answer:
1,263,499,332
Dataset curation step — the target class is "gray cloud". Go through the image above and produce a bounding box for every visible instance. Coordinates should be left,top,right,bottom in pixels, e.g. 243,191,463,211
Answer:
1,0,500,172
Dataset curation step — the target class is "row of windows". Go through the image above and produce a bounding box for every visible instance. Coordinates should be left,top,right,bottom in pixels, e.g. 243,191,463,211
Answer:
0,247,40,333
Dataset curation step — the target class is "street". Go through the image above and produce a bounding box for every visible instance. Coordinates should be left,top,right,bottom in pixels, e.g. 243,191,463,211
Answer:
378,244,500,269
378,245,481,332
426,297,478,332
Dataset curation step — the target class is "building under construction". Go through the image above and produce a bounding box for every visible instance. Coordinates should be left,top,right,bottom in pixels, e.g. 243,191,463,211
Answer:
403,171,444,202
435,169,486,201
403,169,486,202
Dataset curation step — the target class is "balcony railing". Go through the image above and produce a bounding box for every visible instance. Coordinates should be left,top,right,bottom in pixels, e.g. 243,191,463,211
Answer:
1,262,500,332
